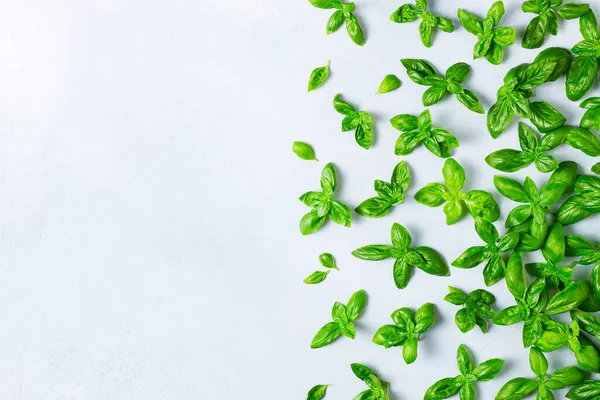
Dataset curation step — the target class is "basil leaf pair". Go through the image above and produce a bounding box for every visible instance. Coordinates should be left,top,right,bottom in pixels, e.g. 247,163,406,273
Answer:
308,61,330,92
522,0,589,49
293,141,319,161
390,0,454,48
350,363,390,400
309,0,365,46
356,161,410,218
391,109,459,158
424,344,504,400
526,223,577,289
415,158,500,225
444,287,496,333
567,10,600,100
401,59,484,113
372,303,435,364
486,122,563,173
458,2,516,65
333,94,375,149
452,218,519,286
497,347,586,399
495,161,578,251
304,253,339,284
566,235,600,300
299,163,352,235
557,174,600,225
352,223,449,289
488,48,571,138
377,74,401,94
311,289,367,348
543,125,600,157
306,384,329,400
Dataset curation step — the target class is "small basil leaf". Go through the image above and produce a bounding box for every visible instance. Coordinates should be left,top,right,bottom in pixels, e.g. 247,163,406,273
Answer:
292,141,319,161
306,384,329,400
377,74,401,94
319,253,338,270
311,322,341,348
308,61,330,92
304,270,330,284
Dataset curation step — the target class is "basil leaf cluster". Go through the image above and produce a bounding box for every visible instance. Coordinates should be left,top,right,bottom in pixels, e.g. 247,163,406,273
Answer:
452,218,519,286
390,0,454,47
372,303,435,364
496,347,585,399
299,163,352,235
445,286,496,333
333,94,375,150
350,363,390,400
355,161,410,218
308,0,365,46
391,109,459,158
401,59,484,113
303,253,339,284
424,344,504,399
352,223,449,289
458,1,516,65
415,158,500,225
522,0,589,49
311,289,367,348
567,10,600,100
488,47,571,138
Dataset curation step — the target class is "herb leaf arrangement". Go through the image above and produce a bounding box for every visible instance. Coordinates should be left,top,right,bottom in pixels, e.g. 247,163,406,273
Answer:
333,94,375,149
424,344,504,399
304,253,339,284
350,363,391,399
457,1,516,65
391,109,459,158
522,0,590,49
415,158,500,224
390,0,454,47
372,303,435,364
299,163,352,235
401,59,484,113
444,286,496,333
308,0,366,46
352,223,449,289
355,161,410,218
311,289,367,348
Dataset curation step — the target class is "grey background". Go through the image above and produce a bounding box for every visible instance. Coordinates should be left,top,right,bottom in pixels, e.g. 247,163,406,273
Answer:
0,0,598,398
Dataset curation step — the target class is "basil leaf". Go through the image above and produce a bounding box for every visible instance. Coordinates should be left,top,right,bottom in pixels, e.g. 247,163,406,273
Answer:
567,56,599,101
308,61,330,92
403,337,418,364
311,322,341,348
401,59,440,84
506,252,526,298
319,253,338,270
474,358,504,381
487,100,514,138
345,13,365,46
457,9,483,35
485,149,532,172
443,158,465,192
445,286,468,305
565,127,600,156
423,85,448,106
566,380,600,399
391,222,412,249
464,190,500,222
529,101,566,133
413,246,450,276
333,93,356,115
415,183,446,207
377,74,401,94
304,270,330,284
455,308,477,333
355,197,392,218
394,259,412,289
346,289,366,321
493,305,523,325
306,384,329,400
456,89,484,114
424,377,461,399
352,245,392,261
300,209,327,235
326,10,345,33
494,175,529,202
293,141,319,161
496,378,539,399
390,114,419,131
452,246,488,269
546,281,591,314
580,9,599,40
593,162,600,174
391,4,419,23
529,347,548,377
559,3,590,19
456,344,472,375
372,324,406,348
542,223,565,265
309,0,342,9
414,302,435,333
534,47,573,82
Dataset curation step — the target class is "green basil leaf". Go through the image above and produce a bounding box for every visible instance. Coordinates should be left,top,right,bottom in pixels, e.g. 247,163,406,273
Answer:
414,302,435,333
518,61,556,89
308,0,342,9
546,280,591,314
529,347,548,377
457,8,483,35
571,310,600,341
391,222,412,250
352,245,393,261
333,93,356,115
485,149,532,172
487,99,514,138
424,377,461,399
455,308,477,333
475,218,499,245
580,9,600,39
506,251,526,298
457,344,472,375
354,119,374,150
326,10,345,33
292,141,319,161
419,20,433,48
394,258,412,289
329,200,351,227
565,127,600,156
300,209,327,235
522,16,546,49
332,301,349,325
557,196,595,225
580,106,600,131
345,12,365,46
437,17,455,33
390,114,419,131
401,59,440,85
493,27,517,47
529,101,566,133
415,183,446,207
311,322,341,348
319,253,338,270
456,89,484,114
484,255,506,286
566,56,598,101
422,85,448,106
372,324,406,348
377,74,401,94
446,62,471,83
485,42,505,65
306,384,329,400
413,246,450,276
442,158,465,192
593,162,600,174
493,305,524,325
308,61,330,92
496,378,539,399
346,289,367,321
391,4,420,23
542,223,565,265
391,161,411,195
355,197,393,218
464,190,500,222
566,380,600,399
534,47,573,82
403,337,418,364
444,200,465,225
559,3,590,19
445,287,468,305
304,270,330,284
494,176,528,202
473,358,505,381
452,246,488,269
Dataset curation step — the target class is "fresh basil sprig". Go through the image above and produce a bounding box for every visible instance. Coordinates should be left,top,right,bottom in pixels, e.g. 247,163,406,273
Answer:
457,1,516,65
333,94,375,150
567,9,600,100
293,141,319,161
526,223,577,289
306,384,329,400
308,0,366,46
444,287,496,333
308,61,330,92
299,163,352,235
567,380,600,399
496,347,586,399
310,289,366,348
390,0,454,48
557,174,600,225
391,109,459,158
424,344,504,399
352,223,449,289
494,161,577,251
415,158,500,224
377,74,401,94
488,48,571,138
350,363,390,400
522,1,589,49
486,122,563,173
566,235,600,299
372,303,435,364
355,161,410,218
401,59,484,113
452,218,519,286
304,253,339,284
